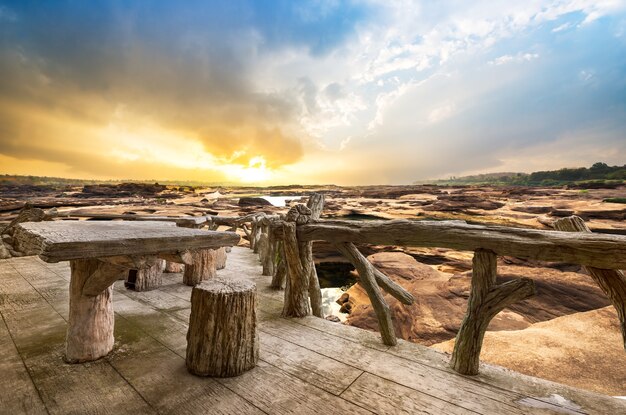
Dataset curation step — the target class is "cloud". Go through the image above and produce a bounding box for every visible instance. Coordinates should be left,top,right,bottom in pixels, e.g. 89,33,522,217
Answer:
489,53,539,66
0,0,625,184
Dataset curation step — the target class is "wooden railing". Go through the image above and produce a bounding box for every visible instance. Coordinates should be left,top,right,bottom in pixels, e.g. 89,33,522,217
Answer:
243,194,626,376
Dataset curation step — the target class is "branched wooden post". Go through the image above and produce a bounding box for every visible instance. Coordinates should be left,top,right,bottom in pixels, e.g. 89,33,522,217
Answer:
270,240,286,289
335,242,398,345
554,216,626,350
303,194,325,317
249,217,258,251
451,249,535,375
281,205,313,317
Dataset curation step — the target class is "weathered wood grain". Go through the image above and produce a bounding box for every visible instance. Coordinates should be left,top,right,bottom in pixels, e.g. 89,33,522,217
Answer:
218,360,372,415
3,248,624,415
14,221,239,262
554,215,626,350
270,241,286,289
82,259,128,296
183,249,217,286
0,273,47,414
450,250,535,375
342,372,474,415
159,250,194,265
164,261,184,273
56,212,209,227
0,262,154,414
259,318,540,415
110,316,264,415
335,242,397,346
295,219,626,269
259,331,363,395
125,259,165,292
281,221,310,317
186,278,258,377
66,259,116,362
304,193,325,317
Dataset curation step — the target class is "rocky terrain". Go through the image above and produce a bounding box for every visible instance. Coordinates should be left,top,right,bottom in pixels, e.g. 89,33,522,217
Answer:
1,181,625,395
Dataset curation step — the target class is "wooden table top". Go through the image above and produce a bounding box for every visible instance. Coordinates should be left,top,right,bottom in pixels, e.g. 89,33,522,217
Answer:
14,221,240,262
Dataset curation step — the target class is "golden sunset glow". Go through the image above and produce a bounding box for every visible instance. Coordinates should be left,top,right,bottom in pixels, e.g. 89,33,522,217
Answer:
0,2,624,184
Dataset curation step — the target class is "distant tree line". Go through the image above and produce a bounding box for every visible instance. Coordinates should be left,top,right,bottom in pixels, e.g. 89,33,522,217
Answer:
423,162,626,186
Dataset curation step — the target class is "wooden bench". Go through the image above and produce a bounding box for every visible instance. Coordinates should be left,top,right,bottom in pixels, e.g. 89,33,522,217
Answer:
13,220,239,363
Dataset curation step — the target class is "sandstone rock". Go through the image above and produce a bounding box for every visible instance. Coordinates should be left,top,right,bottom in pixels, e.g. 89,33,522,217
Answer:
345,252,611,346
432,307,626,396
238,197,272,207
336,292,349,305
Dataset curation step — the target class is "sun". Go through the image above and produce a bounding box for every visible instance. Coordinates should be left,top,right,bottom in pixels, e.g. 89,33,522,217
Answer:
236,156,272,183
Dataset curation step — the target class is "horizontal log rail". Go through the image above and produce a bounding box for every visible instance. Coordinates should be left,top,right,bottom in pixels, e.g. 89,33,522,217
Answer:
293,219,626,269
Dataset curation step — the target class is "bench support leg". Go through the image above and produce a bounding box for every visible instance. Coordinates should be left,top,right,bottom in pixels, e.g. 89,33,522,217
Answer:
66,259,118,363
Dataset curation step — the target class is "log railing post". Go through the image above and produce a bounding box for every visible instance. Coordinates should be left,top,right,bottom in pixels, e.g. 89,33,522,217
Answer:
280,205,313,317
303,193,325,317
270,240,286,289
554,216,626,349
450,249,535,375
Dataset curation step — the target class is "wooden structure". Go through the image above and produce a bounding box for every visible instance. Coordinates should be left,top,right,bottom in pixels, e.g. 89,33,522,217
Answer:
554,216,626,350
125,259,166,291
1,248,624,414
186,277,258,377
12,220,239,363
260,201,626,374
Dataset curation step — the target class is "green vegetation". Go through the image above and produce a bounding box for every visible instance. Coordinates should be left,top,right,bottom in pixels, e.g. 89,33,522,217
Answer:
421,162,626,187
604,198,626,204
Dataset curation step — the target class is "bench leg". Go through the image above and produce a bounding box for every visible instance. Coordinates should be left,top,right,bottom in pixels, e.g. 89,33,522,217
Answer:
65,259,115,363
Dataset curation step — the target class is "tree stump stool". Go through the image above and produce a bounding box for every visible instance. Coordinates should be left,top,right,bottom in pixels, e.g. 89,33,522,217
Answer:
125,259,165,291
164,261,184,273
183,249,217,285
215,247,227,270
186,277,258,377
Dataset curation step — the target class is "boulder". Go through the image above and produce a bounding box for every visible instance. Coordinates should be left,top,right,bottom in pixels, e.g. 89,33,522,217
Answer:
432,307,626,396
344,252,611,345
238,197,272,207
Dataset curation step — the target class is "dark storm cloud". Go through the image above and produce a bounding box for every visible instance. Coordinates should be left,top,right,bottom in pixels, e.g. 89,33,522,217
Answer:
0,0,369,172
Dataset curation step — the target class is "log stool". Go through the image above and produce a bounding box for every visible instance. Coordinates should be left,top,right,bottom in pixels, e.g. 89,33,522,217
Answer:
164,261,184,273
183,249,217,285
186,277,258,377
215,247,227,270
125,259,165,291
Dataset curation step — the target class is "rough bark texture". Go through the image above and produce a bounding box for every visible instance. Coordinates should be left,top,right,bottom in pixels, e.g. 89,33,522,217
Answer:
66,259,121,363
270,241,286,289
186,277,258,377
335,242,397,345
164,261,184,273
292,219,626,269
125,259,165,291
183,249,217,286
14,221,239,262
281,221,310,317
258,233,273,276
1,205,49,258
305,194,325,318
338,244,414,305
554,216,626,349
450,249,536,375
214,247,227,270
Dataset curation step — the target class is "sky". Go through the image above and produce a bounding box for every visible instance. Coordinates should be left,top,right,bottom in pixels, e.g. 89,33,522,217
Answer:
0,0,625,185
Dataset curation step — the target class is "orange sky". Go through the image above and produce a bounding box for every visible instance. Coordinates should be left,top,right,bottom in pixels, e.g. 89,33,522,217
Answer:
1,2,625,185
